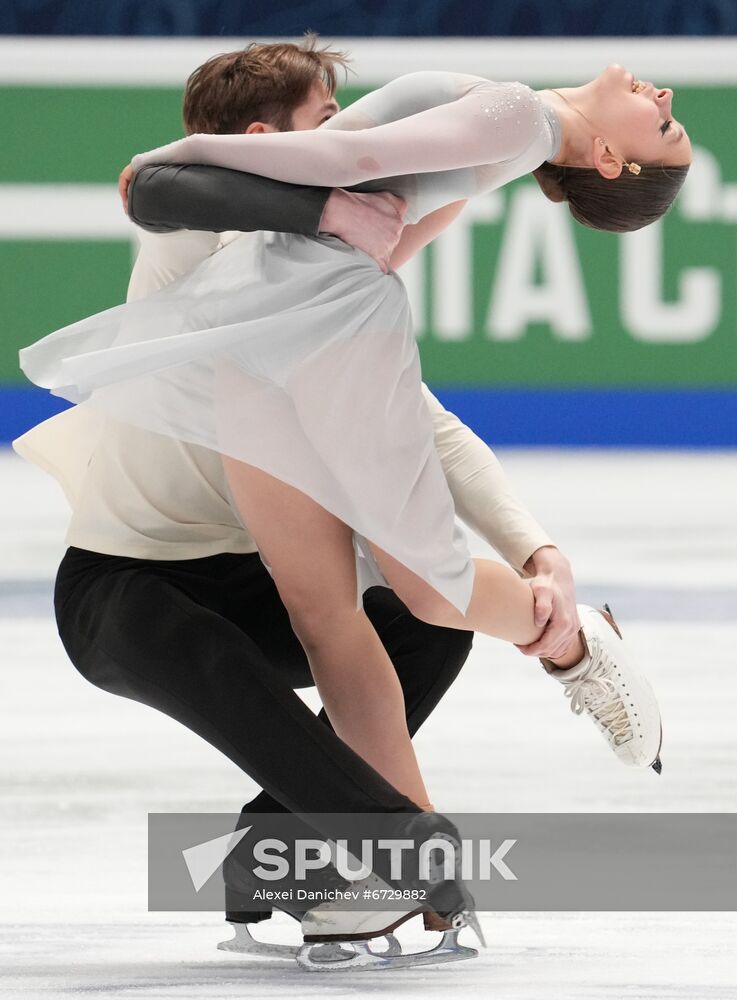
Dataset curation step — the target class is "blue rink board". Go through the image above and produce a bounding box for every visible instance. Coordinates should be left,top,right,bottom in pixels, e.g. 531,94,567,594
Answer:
1,386,735,448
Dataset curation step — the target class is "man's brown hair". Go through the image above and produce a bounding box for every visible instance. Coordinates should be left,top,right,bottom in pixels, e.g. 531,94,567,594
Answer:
182,33,349,135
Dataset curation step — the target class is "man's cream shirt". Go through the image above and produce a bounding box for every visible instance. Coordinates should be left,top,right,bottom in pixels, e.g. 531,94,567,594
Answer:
13,227,552,572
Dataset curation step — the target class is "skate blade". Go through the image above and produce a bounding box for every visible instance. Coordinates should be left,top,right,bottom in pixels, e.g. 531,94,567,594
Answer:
459,909,487,948
296,929,477,972
217,921,299,959
648,722,664,774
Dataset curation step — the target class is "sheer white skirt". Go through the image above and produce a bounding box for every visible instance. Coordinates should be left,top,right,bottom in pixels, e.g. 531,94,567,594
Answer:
20,232,475,612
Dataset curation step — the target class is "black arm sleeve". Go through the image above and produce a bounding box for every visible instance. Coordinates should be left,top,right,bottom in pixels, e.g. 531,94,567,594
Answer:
127,163,332,236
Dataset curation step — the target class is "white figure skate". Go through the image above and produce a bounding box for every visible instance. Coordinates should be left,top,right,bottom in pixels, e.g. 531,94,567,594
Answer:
543,603,663,772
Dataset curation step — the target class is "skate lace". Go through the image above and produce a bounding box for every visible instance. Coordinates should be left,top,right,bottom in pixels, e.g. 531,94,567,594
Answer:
564,637,633,746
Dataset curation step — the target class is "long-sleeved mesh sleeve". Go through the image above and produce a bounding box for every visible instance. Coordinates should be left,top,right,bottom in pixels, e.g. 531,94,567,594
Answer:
132,73,558,222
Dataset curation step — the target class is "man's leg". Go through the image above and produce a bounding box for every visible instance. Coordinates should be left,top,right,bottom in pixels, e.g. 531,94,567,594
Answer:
55,546,472,923
53,547,419,817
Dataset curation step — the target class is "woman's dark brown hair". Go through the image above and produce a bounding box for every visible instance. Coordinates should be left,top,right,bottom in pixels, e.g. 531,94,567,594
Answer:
183,33,350,135
533,161,690,233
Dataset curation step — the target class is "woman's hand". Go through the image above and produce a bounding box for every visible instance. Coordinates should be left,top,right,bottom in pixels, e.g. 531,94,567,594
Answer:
515,546,581,661
118,163,134,215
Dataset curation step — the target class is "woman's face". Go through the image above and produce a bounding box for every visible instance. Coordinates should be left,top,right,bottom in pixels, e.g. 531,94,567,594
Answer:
589,64,692,168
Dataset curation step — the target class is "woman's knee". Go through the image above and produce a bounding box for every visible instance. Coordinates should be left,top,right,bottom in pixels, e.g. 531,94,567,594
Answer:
276,578,355,652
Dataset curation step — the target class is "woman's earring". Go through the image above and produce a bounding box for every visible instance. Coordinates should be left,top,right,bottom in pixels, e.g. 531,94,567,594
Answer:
602,141,641,175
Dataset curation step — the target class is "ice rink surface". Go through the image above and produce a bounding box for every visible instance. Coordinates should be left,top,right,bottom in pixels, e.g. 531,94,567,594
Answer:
1,446,736,998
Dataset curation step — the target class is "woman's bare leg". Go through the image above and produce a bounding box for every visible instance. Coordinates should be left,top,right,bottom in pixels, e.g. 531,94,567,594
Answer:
222,458,432,810
369,546,585,666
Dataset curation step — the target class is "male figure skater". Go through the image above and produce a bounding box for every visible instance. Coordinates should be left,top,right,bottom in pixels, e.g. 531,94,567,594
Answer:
14,39,579,961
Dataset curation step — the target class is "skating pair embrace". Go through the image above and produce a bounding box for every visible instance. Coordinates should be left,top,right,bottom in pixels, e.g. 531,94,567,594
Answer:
16,36,689,970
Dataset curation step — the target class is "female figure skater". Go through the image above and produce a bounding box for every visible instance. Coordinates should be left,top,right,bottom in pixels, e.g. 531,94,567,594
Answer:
20,65,690,815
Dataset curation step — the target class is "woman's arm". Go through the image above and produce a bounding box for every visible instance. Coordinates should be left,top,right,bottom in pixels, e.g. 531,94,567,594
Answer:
132,75,552,191
389,200,466,270
323,70,489,131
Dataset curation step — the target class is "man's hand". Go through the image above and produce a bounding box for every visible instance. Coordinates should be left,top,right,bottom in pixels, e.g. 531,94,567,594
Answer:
319,189,406,273
516,546,581,661
118,163,134,215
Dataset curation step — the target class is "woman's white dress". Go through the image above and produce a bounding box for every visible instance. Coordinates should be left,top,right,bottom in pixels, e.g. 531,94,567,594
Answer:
19,72,560,613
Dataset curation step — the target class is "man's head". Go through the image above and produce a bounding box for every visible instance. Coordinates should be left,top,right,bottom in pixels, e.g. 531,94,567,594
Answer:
182,34,347,137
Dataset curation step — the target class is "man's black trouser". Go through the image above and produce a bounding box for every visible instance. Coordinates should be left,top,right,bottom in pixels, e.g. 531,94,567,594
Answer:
54,546,473,820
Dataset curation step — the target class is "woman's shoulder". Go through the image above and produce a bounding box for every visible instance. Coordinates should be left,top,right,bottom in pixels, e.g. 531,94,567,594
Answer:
383,70,489,98
383,72,540,114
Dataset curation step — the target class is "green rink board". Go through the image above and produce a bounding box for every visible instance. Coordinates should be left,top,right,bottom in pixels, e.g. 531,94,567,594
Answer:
2,83,736,387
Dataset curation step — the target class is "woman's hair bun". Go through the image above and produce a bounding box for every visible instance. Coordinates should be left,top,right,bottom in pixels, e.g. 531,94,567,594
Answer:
532,162,568,203
532,160,689,233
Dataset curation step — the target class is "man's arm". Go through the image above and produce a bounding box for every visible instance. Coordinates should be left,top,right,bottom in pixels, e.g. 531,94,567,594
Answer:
124,163,405,274
128,163,330,236
422,384,552,572
423,385,580,657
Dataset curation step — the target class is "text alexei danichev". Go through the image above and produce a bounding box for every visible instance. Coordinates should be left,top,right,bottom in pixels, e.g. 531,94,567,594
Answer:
253,888,358,902
252,888,430,901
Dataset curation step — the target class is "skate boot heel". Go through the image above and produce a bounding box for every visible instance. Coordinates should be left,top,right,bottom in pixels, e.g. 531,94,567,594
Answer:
224,885,271,925
423,909,452,932
220,887,303,959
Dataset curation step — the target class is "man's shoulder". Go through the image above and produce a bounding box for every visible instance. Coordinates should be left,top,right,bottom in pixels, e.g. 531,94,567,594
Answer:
134,226,221,254
127,229,253,302
134,226,251,257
